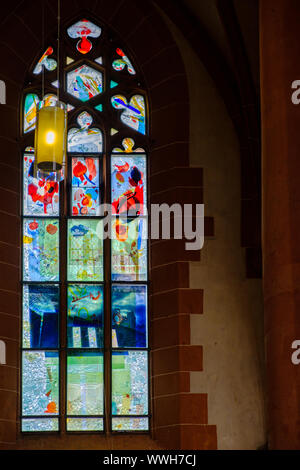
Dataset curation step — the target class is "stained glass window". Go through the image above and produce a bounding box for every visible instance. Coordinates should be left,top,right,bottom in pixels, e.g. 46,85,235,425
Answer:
24,93,39,133
111,153,146,215
67,64,103,102
67,284,104,348
23,153,60,216
112,48,136,75
67,19,101,55
71,157,101,215
111,285,147,348
111,95,146,134
68,112,103,153
33,47,57,74
22,17,148,434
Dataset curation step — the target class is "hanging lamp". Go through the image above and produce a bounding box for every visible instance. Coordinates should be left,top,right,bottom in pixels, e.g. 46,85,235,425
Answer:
35,0,67,174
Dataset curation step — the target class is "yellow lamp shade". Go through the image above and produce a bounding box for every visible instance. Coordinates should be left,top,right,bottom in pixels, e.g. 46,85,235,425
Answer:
34,99,67,172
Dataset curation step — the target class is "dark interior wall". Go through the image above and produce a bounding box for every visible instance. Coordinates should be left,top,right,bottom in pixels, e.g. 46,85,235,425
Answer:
0,0,216,450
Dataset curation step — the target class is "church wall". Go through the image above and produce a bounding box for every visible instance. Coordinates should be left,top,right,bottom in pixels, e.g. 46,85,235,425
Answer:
165,16,266,450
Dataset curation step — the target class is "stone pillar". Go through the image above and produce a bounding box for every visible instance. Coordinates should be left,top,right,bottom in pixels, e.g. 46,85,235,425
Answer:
260,0,300,449
0,93,21,449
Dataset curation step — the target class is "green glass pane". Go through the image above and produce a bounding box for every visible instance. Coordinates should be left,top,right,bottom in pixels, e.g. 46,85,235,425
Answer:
67,219,103,281
112,417,148,431
22,351,59,416
111,218,147,281
23,218,59,281
111,351,148,416
24,93,39,133
67,417,103,431
67,352,104,415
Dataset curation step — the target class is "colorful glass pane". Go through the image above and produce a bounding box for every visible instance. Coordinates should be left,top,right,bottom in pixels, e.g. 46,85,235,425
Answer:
111,285,147,348
111,154,146,215
67,284,104,348
67,352,104,415
43,93,58,106
71,157,100,216
112,417,149,431
23,218,59,281
22,351,59,416
67,418,103,431
68,112,103,153
33,47,57,74
112,48,136,75
22,418,59,432
67,19,101,55
23,154,60,216
111,218,147,281
67,219,103,281
112,137,144,153
24,93,39,133
111,94,146,134
67,64,103,102
112,351,148,416
23,284,59,349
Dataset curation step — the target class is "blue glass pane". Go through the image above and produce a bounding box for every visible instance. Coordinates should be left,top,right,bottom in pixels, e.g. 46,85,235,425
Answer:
23,218,59,281
111,351,148,416
23,285,59,348
22,418,59,432
111,285,147,348
22,351,59,416
67,284,104,348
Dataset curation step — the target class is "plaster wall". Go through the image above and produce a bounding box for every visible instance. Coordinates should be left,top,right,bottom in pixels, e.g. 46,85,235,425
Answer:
167,19,266,450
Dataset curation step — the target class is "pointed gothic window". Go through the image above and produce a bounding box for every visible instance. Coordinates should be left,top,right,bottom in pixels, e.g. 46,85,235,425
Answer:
21,18,149,433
